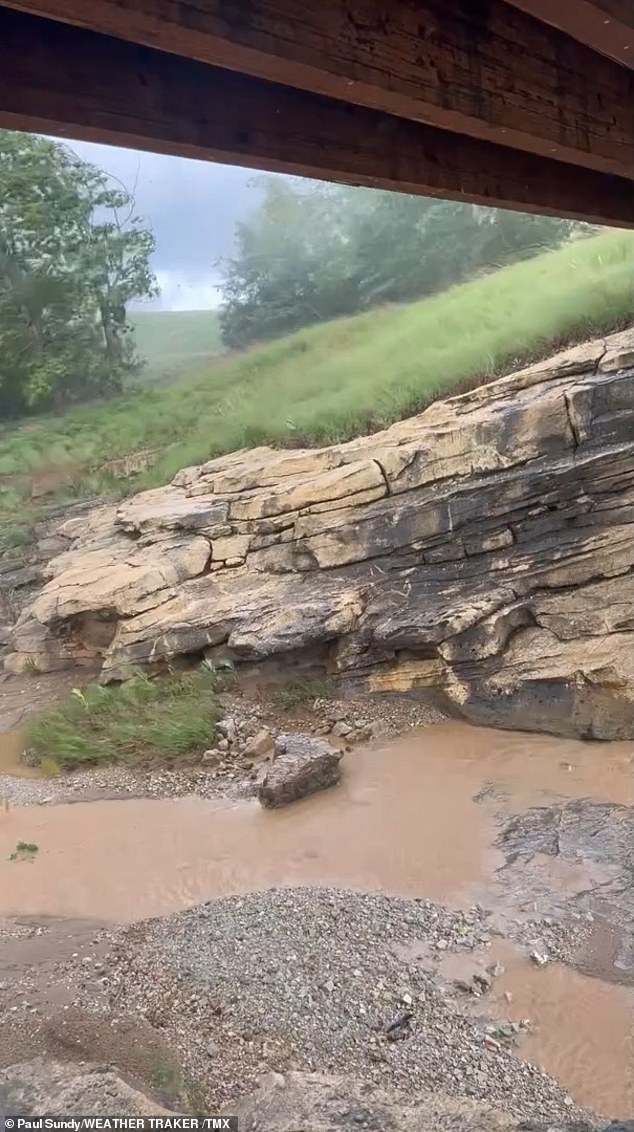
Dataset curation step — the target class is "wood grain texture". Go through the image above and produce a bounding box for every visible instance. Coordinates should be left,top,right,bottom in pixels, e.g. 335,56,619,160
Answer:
2,0,633,177
1,9,633,227
1,7,632,227
508,0,634,67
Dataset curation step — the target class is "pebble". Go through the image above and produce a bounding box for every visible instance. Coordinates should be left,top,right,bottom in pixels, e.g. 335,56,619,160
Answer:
530,950,550,968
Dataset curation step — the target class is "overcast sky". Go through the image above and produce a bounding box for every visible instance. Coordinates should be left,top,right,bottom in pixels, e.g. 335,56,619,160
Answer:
64,138,267,310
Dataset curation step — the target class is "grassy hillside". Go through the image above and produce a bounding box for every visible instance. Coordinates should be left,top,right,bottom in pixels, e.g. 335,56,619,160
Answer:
131,309,224,386
1,229,632,556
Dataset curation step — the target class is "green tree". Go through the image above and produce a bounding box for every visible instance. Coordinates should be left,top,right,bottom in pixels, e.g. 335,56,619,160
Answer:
219,178,579,348
219,177,364,348
0,130,156,418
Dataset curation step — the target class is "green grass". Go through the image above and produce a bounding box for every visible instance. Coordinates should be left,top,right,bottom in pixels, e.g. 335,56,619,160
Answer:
131,309,224,387
271,677,330,710
8,841,39,862
1,230,632,555
25,668,221,769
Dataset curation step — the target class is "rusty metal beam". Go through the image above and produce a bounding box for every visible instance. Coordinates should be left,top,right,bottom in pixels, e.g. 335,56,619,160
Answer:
0,8,632,229
1,0,633,179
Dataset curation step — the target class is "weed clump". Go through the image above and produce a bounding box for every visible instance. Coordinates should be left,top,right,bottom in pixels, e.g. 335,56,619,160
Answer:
25,667,221,770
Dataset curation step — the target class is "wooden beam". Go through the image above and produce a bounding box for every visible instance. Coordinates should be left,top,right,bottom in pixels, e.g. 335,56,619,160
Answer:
0,8,632,228
2,0,633,180
507,1,634,67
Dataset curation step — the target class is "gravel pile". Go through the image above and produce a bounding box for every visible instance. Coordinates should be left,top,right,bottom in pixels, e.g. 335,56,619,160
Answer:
102,888,596,1125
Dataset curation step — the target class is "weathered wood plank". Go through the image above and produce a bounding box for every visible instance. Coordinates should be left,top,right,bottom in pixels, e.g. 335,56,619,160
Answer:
508,0,634,67
0,8,632,227
2,0,633,178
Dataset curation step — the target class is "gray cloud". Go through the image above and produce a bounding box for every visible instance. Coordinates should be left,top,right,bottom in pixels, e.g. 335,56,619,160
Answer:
61,138,267,309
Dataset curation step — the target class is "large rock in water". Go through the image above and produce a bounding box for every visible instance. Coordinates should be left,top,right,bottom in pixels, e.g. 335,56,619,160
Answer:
6,330,634,739
258,733,343,807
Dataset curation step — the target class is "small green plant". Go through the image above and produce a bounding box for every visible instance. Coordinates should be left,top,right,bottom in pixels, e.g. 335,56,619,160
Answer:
26,668,222,769
151,1056,182,1093
39,755,62,777
9,840,39,861
272,677,328,710
184,1076,208,1117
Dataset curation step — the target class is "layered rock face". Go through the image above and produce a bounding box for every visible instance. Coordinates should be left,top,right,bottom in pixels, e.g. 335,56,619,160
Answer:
6,330,634,739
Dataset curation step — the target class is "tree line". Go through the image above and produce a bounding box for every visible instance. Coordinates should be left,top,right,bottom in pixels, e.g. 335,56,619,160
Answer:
219,177,581,349
1,130,585,420
0,130,156,419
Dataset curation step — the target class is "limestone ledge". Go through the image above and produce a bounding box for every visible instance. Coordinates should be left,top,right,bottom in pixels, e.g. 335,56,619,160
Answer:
6,329,634,739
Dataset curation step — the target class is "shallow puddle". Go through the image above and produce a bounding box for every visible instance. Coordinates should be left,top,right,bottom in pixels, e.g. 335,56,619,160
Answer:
439,941,633,1118
0,719,632,1116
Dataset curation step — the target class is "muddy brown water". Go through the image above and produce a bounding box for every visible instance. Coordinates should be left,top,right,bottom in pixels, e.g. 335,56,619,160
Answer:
0,729,39,778
1,720,632,1117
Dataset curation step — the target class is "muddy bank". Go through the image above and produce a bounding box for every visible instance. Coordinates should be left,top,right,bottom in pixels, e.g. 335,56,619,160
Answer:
0,680,444,805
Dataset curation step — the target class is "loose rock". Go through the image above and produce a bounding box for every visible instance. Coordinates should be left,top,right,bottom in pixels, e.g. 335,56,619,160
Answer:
258,734,342,808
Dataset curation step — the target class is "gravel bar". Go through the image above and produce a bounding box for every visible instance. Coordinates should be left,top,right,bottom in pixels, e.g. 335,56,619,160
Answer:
102,888,598,1125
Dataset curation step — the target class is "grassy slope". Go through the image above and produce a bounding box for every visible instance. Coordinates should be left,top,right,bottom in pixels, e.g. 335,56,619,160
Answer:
130,309,224,387
1,230,632,554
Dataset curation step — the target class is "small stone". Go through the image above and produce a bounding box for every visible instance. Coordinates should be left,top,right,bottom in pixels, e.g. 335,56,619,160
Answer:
385,1010,413,1041
218,717,237,743
473,972,492,993
245,728,274,759
332,720,352,738
218,738,230,752
435,939,448,951
401,992,413,1006
483,1035,502,1053
529,949,549,968
201,750,222,768
354,725,373,742
455,980,473,994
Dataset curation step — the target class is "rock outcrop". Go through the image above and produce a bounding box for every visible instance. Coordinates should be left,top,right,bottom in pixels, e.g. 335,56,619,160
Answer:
5,330,634,739
0,1057,170,1116
3,1062,626,1128
228,1070,516,1130
229,1072,630,1131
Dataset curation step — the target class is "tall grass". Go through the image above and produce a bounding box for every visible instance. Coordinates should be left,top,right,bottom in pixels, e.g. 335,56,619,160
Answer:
1,229,631,552
25,668,221,769
131,309,224,387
